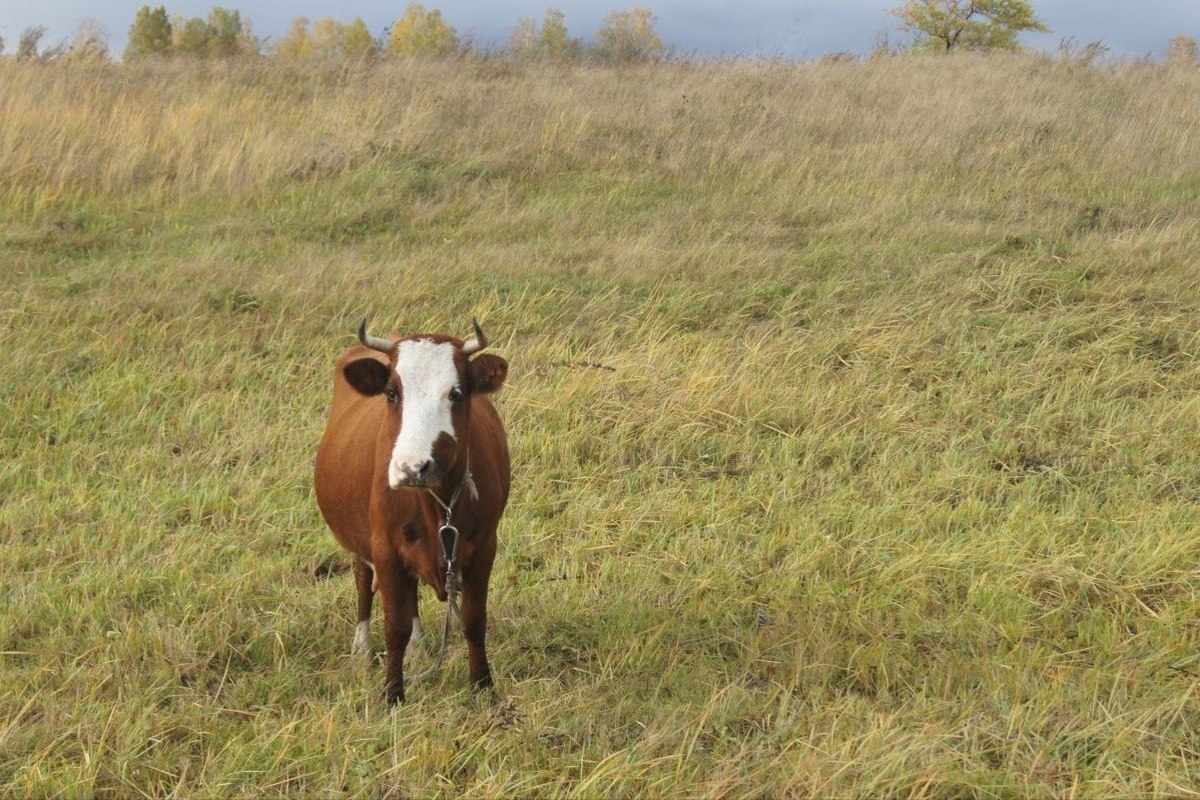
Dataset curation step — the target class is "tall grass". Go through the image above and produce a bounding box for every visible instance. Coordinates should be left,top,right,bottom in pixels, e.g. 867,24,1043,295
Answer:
2,53,1200,797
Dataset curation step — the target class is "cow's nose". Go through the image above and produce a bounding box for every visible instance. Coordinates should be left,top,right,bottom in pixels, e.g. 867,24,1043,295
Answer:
401,459,433,483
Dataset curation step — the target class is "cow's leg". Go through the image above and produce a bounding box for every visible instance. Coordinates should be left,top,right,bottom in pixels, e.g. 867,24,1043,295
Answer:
351,556,374,658
373,548,417,704
411,593,423,646
461,534,497,690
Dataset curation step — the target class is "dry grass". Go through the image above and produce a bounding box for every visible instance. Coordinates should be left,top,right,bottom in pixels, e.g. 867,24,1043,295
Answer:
3,53,1200,797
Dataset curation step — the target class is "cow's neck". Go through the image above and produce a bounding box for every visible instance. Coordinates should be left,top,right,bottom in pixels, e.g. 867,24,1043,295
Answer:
424,448,474,524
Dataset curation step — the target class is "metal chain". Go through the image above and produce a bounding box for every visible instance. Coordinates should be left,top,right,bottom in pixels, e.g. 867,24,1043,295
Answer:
405,460,471,686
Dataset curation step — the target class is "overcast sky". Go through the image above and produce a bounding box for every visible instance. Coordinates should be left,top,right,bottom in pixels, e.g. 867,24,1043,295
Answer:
1,1,1197,59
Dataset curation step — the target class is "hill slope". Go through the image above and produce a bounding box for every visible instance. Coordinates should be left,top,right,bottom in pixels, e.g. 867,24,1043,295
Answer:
3,55,1200,796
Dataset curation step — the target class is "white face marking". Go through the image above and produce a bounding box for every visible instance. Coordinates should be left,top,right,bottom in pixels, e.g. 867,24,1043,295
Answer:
388,339,460,489
351,621,371,657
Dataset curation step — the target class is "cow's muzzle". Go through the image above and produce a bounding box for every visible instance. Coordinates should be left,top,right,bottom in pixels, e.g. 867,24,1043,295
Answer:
389,458,437,489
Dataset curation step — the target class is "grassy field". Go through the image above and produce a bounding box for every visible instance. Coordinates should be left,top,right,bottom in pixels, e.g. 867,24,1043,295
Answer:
2,52,1200,797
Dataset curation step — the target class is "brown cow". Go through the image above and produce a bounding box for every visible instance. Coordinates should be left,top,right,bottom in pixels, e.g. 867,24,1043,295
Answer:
314,319,510,703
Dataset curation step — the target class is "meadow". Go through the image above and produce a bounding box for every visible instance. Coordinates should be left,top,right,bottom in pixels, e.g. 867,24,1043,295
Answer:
2,52,1200,796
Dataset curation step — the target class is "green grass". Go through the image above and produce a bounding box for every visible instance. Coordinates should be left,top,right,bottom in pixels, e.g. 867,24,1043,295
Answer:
2,53,1200,797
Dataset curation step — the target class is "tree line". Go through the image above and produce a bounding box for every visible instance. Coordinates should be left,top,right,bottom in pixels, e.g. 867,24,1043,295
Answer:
2,1,1197,65
1,4,666,65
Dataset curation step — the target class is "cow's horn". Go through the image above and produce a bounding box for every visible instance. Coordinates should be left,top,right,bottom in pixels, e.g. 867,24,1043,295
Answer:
462,317,488,355
358,318,394,353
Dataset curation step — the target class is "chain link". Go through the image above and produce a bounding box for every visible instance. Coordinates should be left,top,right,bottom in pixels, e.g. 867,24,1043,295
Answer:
405,460,471,687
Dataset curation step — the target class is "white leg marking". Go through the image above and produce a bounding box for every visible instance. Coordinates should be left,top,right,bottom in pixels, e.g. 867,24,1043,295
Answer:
351,620,371,657
365,560,378,592
411,616,423,644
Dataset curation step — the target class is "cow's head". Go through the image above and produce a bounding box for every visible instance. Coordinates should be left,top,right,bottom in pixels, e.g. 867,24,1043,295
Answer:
343,318,507,491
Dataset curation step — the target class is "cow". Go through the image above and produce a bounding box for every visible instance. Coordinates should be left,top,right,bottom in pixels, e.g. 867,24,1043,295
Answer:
314,318,510,704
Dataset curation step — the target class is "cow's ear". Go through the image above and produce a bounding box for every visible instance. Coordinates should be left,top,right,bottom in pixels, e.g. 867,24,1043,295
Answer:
343,358,391,396
469,354,508,395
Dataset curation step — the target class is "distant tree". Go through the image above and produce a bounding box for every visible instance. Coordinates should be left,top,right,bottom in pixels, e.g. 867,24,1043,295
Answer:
388,4,458,58
206,7,256,56
126,6,173,59
169,13,185,48
870,28,894,59
892,0,1048,52
539,9,580,59
509,9,579,60
174,16,213,56
275,18,314,60
311,18,342,57
277,16,377,61
509,16,538,56
170,7,256,58
341,18,379,60
0,34,6,56
65,18,111,62
1167,35,1197,65
17,26,48,61
595,8,663,62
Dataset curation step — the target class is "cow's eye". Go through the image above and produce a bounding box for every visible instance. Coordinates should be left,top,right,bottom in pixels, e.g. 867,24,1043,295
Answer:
385,387,400,403
449,387,463,402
